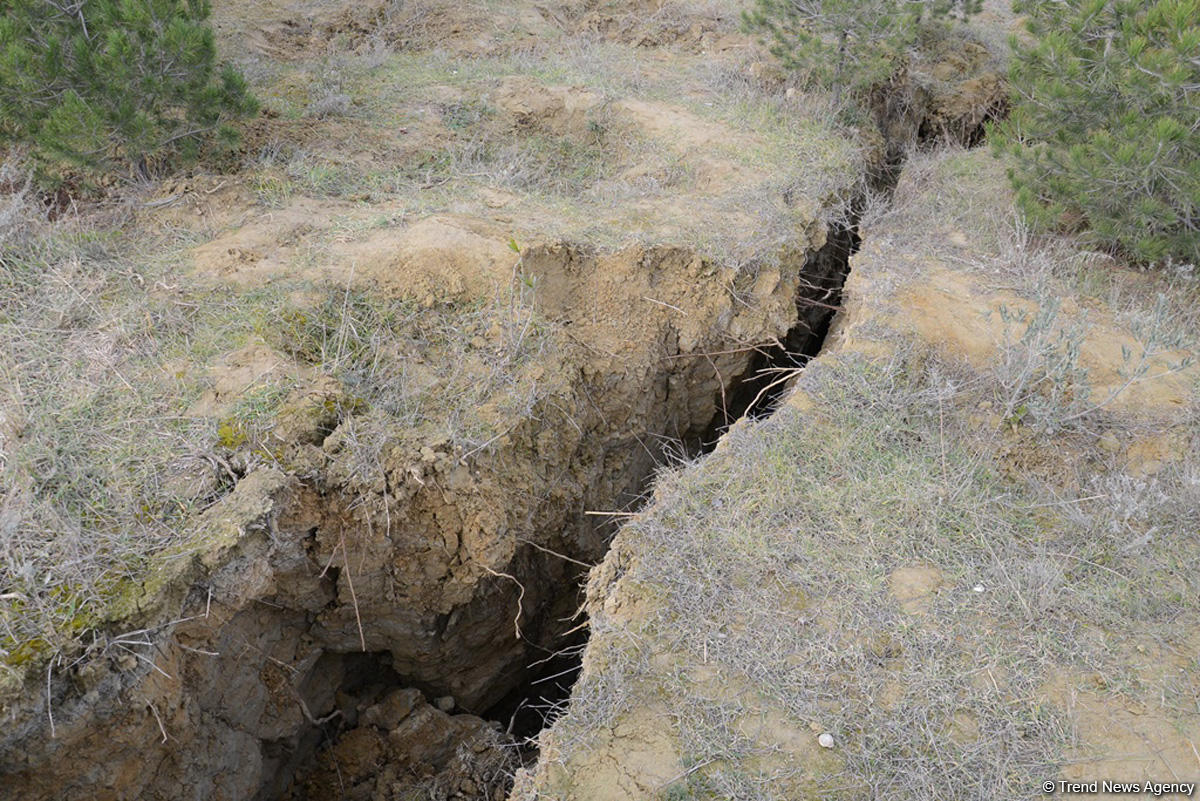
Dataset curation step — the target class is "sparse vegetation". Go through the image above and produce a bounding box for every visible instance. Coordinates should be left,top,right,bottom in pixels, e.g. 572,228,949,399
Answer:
4,2,1198,799
0,206,551,679
229,32,862,267
0,213,225,672
995,0,1200,266
994,291,1195,433
0,0,258,186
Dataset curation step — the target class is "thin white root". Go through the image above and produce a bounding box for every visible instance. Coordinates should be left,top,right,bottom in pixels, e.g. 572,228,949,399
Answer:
148,702,168,743
339,530,366,652
516,537,594,568
481,565,526,640
45,656,56,739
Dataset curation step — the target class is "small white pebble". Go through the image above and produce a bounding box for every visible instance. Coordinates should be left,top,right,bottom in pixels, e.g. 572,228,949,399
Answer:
818,732,835,749
973,584,985,593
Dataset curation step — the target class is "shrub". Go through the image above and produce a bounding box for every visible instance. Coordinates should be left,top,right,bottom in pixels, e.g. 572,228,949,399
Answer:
0,0,258,186
741,0,980,106
995,0,1200,266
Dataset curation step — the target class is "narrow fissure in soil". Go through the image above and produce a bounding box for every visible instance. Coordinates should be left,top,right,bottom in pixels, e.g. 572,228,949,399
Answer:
462,121,982,794
267,214,868,801
271,162,910,801
697,218,863,449
490,219,869,779
252,86,998,800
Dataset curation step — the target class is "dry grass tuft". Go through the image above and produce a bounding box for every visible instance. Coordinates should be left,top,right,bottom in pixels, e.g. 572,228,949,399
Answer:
1,210,222,672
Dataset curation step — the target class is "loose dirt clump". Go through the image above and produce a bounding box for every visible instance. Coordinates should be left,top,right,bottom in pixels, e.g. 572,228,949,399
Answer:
277,688,516,801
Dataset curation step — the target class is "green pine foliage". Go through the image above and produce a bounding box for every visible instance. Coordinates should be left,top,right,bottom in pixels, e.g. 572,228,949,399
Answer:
996,0,1200,266
0,0,258,186
742,0,980,106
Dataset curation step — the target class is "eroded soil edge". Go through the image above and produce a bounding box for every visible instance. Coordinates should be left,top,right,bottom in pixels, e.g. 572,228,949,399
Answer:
0,50,1004,801
0,227,849,801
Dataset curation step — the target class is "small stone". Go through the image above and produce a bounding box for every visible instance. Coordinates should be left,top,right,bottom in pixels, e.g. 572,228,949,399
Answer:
972,584,985,593
435,695,455,713
818,732,835,749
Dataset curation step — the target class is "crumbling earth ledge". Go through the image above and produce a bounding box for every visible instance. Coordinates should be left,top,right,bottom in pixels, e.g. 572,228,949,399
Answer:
0,217,851,800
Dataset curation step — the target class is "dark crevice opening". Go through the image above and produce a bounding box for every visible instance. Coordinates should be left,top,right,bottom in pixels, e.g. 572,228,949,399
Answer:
484,115,967,761
440,162,907,794
695,100,993,450
269,557,593,798
258,651,407,801
698,217,864,449
480,631,586,744
273,198,891,801
480,198,883,784
272,99,999,800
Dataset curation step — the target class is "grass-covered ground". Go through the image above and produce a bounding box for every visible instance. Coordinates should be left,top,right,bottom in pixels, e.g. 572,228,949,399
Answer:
0,199,556,676
518,148,1200,799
